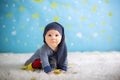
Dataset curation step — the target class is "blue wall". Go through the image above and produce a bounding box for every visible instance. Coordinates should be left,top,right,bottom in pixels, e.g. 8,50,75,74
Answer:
0,0,120,53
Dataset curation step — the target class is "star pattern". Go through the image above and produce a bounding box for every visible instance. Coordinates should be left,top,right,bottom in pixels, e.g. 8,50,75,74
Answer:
0,0,120,52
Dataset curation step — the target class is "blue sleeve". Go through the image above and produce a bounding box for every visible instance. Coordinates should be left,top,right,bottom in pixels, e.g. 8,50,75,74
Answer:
24,49,40,66
39,45,52,73
61,58,68,71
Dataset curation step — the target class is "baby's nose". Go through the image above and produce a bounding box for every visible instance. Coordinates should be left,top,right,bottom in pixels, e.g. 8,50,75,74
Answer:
52,36,56,39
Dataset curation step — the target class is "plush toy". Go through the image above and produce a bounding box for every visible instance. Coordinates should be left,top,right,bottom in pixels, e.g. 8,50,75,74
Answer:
53,69,61,74
31,77,36,80
20,66,27,70
20,63,35,71
21,64,64,74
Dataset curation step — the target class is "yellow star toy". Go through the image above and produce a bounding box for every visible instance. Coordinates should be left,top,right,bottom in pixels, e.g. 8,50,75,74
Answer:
54,69,61,74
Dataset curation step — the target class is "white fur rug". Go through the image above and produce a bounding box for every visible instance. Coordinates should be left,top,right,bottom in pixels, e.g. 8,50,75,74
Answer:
0,52,120,80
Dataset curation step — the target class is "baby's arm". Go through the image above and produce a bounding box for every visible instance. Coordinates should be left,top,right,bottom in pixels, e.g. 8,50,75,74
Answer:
61,58,68,71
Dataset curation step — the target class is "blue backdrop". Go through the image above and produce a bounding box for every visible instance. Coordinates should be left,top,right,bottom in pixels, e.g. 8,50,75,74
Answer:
0,0,120,53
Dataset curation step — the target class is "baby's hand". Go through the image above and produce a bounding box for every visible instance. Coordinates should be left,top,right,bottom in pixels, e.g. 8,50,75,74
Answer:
47,71,54,75
60,70,66,73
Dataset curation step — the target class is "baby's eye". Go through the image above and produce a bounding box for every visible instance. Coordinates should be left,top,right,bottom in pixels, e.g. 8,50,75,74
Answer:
48,34,52,37
55,34,59,37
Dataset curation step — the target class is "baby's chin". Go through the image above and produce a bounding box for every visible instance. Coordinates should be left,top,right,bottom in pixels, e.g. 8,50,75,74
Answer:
51,44,58,48
48,44,58,50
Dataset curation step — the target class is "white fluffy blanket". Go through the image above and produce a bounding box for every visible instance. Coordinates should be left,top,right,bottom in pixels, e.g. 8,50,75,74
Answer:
0,52,120,80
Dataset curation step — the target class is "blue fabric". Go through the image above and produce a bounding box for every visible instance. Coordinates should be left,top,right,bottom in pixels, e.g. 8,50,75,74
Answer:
61,66,67,71
44,66,52,73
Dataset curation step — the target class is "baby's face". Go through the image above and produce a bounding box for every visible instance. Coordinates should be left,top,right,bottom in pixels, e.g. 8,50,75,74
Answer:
45,29,62,51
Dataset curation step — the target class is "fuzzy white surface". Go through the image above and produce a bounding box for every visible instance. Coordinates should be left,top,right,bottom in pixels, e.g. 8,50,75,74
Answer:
0,52,120,80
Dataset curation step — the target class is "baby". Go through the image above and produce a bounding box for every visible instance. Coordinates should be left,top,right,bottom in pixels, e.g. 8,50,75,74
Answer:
24,22,68,74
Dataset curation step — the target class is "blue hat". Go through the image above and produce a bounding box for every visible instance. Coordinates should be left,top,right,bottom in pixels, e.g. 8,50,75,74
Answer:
43,22,65,44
